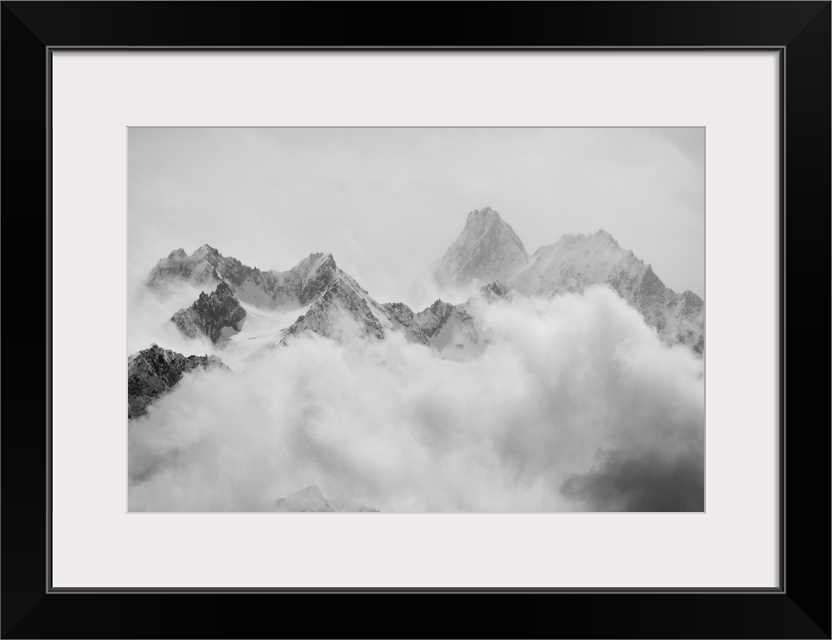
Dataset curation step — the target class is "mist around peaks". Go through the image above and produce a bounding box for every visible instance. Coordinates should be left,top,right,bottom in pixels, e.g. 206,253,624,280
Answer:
127,205,705,512
129,285,703,512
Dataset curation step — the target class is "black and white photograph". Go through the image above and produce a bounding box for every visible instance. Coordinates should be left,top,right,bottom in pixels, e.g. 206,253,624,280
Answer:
128,127,705,513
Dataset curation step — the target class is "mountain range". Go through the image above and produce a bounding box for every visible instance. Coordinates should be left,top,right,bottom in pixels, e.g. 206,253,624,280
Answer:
432,207,704,353
131,206,704,509
143,208,703,358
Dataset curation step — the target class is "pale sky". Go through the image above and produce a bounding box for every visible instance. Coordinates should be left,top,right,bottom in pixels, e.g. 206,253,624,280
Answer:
128,127,704,301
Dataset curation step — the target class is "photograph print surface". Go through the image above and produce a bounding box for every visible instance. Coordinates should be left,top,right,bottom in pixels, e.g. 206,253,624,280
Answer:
128,127,705,512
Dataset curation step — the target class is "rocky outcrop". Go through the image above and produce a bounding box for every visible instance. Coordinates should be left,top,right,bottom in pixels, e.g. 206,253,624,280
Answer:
127,344,229,419
171,281,247,344
274,485,379,512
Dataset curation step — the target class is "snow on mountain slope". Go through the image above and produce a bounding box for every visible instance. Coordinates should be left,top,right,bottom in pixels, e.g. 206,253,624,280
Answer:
417,303,483,361
280,274,392,345
412,282,516,361
433,207,528,288
147,246,340,310
246,270,432,355
145,207,702,357
413,299,455,339
508,230,703,352
381,302,431,346
430,210,704,354
510,230,637,296
222,302,311,362
274,485,379,512
147,248,431,350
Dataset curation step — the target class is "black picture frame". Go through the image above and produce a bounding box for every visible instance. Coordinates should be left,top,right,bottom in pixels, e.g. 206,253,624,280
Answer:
2,2,829,638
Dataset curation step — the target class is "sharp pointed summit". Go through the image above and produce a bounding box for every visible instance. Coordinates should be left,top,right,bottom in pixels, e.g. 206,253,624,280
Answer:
433,207,528,288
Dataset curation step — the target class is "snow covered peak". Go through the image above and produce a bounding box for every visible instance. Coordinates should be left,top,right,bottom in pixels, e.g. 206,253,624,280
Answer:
292,252,337,279
462,207,516,237
146,246,344,309
507,230,703,352
511,230,641,299
434,207,528,288
289,252,340,305
146,245,226,289
193,244,220,258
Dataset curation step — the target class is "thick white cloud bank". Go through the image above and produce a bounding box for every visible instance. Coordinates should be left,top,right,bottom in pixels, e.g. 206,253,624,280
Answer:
128,286,704,512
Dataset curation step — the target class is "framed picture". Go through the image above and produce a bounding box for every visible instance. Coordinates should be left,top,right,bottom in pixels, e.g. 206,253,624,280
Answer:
2,2,829,638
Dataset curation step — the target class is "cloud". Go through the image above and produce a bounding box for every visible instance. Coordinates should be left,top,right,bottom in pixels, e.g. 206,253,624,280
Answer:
127,280,219,357
128,286,704,512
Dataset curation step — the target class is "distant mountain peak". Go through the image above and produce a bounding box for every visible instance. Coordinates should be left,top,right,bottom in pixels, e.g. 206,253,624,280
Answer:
467,205,499,221
428,207,704,354
433,207,528,288
592,229,618,244
508,229,702,351
194,243,219,256
463,206,516,235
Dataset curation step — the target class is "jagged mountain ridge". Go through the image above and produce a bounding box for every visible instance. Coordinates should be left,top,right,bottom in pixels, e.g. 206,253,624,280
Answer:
433,208,704,353
147,245,344,309
279,273,393,345
128,344,229,419
410,281,514,360
171,281,247,344
143,204,702,356
148,246,432,349
381,302,431,346
273,485,379,512
510,229,703,352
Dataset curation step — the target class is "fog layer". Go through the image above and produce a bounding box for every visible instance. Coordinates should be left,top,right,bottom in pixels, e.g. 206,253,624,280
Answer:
128,286,704,512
